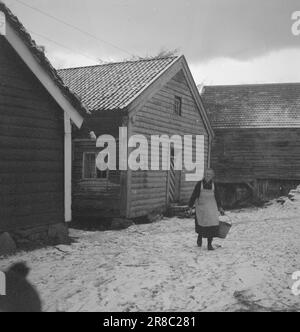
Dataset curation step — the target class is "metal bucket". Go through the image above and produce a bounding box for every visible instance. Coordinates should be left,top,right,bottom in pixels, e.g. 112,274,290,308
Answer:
218,215,232,239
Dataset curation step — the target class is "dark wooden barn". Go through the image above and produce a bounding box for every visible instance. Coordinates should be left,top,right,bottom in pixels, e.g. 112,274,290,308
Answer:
202,83,300,207
0,3,87,244
58,56,213,221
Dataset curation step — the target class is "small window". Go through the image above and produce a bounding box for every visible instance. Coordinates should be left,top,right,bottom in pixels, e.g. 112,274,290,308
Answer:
82,152,108,179
174,96,182,116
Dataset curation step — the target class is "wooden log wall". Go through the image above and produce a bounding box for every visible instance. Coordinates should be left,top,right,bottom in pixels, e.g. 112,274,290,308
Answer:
0,37,64,231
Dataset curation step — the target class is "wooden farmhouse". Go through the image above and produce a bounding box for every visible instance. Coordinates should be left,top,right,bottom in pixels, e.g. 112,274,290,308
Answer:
58,56,213,220
202,83,300,207
0,3,88,244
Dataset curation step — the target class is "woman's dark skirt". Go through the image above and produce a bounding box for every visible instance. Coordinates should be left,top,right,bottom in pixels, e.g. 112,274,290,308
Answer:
195,218,219,238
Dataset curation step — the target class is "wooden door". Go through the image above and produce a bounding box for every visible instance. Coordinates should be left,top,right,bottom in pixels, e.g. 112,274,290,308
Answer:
168,149,181,204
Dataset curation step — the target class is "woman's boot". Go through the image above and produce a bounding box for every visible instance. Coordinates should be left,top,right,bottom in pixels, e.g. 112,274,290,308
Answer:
208,238,215,251
197,235,202,247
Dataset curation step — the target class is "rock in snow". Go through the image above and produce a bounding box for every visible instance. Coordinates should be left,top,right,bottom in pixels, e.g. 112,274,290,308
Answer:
0,233,17,256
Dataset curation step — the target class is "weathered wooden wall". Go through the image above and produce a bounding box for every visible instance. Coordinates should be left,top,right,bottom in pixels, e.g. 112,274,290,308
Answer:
72,115,124,218
0,37,64,231
212,128,300,206
212,128,300,183
129,70,209,218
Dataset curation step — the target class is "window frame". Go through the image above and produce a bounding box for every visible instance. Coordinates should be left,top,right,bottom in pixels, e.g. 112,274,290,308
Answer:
174,96,182,116
82,152,109,181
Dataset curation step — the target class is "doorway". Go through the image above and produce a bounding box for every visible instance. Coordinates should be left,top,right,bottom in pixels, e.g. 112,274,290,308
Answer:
168,148,181,204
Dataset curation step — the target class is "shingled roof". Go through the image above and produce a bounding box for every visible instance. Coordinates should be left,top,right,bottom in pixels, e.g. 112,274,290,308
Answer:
58,57,179,112
0,2,88,120
202,83,300,129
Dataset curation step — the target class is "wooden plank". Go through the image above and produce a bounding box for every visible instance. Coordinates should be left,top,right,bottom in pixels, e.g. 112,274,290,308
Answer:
0,148,63,161
0,182,63,195
0,212,64,232
0,172,64,185
0,124,63,140
0,160,63,173
0,197,63,216
0,136,63,150
0,98,61,117
0,114,63,129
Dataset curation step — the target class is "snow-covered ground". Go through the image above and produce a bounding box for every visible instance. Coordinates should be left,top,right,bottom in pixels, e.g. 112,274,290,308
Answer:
1,201,300,312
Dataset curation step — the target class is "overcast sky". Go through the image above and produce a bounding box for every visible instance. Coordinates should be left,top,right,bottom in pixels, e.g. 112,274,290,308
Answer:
2,0,300,85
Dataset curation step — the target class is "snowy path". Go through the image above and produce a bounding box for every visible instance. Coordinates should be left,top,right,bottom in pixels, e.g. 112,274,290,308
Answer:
1,204,300,312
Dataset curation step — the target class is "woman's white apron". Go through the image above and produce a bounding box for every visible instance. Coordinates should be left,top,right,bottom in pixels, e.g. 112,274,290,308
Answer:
195,182,219,227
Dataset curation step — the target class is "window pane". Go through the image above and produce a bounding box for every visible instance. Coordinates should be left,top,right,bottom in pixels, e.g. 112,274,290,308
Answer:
174,96,182,116
83,153,96,178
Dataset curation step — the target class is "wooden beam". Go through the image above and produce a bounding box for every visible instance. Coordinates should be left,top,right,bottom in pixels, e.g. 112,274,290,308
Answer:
125,114,133,219
64,113,72,222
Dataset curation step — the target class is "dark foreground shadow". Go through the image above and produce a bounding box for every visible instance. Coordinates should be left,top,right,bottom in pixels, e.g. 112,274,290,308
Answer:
0,262,42,312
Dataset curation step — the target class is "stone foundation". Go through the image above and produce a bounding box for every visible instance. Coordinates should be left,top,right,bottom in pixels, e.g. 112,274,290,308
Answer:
0,232,17,256
0,223,69,255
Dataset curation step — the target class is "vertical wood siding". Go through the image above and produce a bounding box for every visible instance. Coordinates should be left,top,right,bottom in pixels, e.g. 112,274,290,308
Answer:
0,38,64,231
129,70,209,218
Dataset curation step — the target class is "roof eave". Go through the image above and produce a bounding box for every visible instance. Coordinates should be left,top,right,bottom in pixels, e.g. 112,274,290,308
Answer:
0,2,89,128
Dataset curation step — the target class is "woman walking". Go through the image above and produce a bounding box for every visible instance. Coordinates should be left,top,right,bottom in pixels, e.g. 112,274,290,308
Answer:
189,169,224,251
